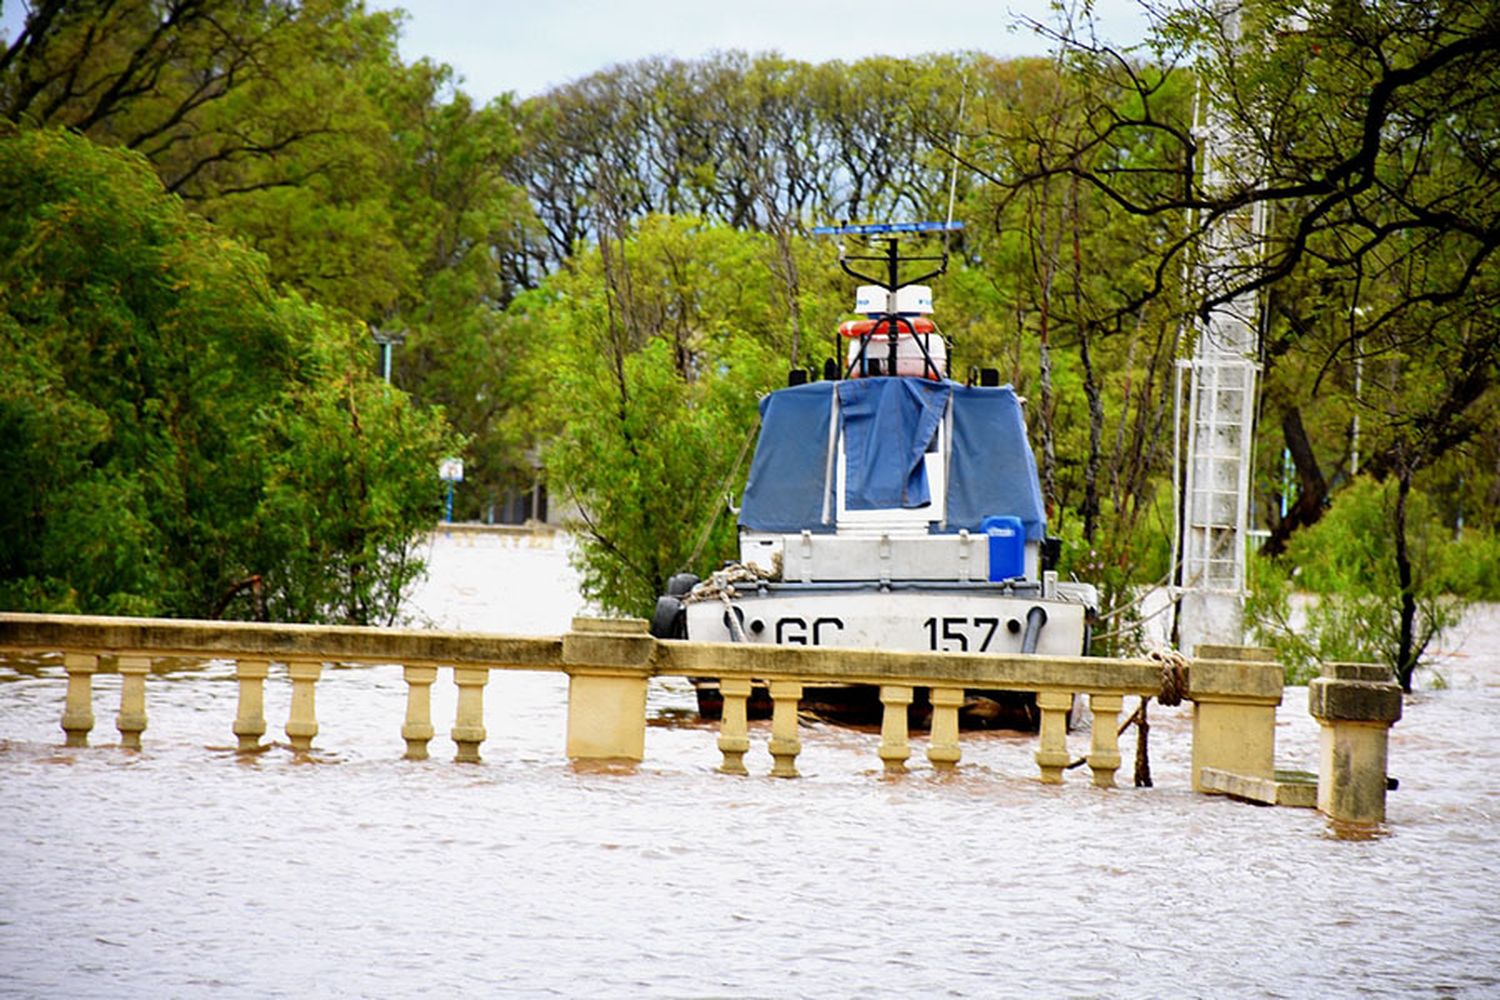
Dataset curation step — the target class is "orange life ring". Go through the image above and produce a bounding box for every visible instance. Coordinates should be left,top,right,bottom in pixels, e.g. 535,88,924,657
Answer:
838,317,936,338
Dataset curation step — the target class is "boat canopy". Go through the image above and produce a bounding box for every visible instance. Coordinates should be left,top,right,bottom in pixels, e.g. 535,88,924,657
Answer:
738,378,1047,540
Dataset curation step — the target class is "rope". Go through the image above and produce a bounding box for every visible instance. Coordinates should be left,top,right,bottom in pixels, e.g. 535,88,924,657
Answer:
676,418,760,576
680,562,773,604
1090,561,1180,623
1131,699,1152,787
1089,590,1178,645
681,561,778,643
1064,646,1189,785
1148,646,1189,707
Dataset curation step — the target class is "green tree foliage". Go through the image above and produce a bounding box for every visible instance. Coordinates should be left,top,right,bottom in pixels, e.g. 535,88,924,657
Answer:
1246,477,1500,689
993,0,1499,668
0,126,456,622
381,64,536,515
2,1,533,513
514,216,842,615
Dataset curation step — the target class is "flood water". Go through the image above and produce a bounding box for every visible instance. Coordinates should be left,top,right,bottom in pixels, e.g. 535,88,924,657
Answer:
3,529,1499,998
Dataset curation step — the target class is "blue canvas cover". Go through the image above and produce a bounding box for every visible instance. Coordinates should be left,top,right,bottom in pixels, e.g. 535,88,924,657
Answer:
940,383,1047,540
738,381,837,533
738,378,1046,540
836,377,952,509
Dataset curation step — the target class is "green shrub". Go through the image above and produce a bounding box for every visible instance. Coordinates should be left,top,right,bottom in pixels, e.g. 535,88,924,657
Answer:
1247,477,1463,686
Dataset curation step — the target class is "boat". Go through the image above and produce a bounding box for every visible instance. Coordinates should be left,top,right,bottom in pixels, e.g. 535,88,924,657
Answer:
649,222,1098,730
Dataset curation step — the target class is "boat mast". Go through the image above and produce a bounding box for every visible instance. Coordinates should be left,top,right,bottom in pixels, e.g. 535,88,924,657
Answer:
812,221,962,380
1174,2,1264,655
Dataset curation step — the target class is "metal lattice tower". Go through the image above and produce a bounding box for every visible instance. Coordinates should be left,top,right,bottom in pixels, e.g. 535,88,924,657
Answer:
1175,3,1263,655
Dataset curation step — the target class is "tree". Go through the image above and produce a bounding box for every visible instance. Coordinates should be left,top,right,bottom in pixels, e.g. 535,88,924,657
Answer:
512,216,843,615
0,125,457,622
3,2,536,515
995,0,1500,674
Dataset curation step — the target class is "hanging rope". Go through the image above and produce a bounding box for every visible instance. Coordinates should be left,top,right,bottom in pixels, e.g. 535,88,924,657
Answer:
1149,646,1190,707
676,418,760,576
1065,646,1191,786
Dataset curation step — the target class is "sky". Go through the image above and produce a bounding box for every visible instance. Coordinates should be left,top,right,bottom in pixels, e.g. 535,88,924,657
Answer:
2,1,1156,105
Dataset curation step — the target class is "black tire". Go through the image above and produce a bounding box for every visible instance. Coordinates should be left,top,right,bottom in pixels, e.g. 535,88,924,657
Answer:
650,594,686,639
666,573,700,597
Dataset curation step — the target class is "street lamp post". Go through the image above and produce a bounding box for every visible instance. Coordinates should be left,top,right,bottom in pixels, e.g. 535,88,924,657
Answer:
370,325,406,384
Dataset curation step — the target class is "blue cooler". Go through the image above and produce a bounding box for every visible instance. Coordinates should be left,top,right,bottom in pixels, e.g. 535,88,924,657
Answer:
981,515,1025,581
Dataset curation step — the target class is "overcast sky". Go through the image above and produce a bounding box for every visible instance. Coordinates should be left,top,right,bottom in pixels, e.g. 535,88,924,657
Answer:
2,1,1156,105
375,0,1154,102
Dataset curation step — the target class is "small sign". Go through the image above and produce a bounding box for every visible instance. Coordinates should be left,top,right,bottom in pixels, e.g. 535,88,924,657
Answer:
439,457,464,482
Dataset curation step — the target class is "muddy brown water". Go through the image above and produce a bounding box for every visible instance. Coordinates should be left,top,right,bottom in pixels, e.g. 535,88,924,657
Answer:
3,531,1498,998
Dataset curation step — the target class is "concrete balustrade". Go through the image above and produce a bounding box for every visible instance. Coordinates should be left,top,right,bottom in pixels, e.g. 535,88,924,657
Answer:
234,658,271,751
561,617,654,762
767,679,804,778
1308,662,1403,826
451,667,490,762
1034,690,1073,783
61,652,97,747
1087,693,1125,788
8,612,1393,819
1188,644,1283,792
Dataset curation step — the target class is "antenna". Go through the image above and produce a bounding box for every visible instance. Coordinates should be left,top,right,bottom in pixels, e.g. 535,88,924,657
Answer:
945,78,967,236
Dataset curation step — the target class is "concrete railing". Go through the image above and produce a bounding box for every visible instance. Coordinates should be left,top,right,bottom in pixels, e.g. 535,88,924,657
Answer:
0,612,1400,815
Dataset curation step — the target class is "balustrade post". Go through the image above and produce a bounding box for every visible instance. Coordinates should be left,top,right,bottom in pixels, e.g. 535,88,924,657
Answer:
451,667,490,763
1187,647,1283,791
233,658,271,752
1035,690,1073,784
562,617,654,762
401,665,439,761
717,678,752,775
878,685,914,775
115,654,151,750
1087,693,1124,788
926,687,963,771
61,653,98,748
767,679,803,778
1308,662,1403,826
284,659,323,752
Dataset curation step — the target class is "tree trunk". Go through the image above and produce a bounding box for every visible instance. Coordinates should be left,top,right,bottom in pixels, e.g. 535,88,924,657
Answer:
1393,466,1418,693
1261,406,1330,556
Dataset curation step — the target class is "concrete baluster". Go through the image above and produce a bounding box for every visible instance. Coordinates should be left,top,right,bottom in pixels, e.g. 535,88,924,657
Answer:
115,654,152,750
1087,693,1124,788
401,665,439,761
60,652,98,748
233,658,271,752
767,679,803,778
1308,662,1403,826
717,677,752,775
878,685,914,775
926,687,964,771
451,667,490,763
284,659,323,752
1035,690,1073,784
